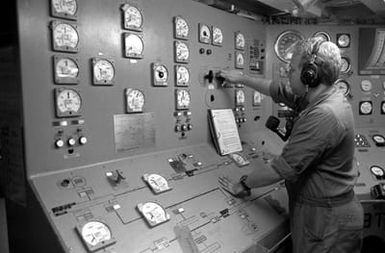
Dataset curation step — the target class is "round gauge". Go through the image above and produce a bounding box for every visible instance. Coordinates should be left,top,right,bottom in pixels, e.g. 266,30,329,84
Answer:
235,89,245,105
359,101,373,115
370,166,384,177
212,26,223,46
174,16,189,39
235,32,245,50
199,24,211,44
52,22,79,51
137,202,170,226
360,80,372,92
55,57,79,82
124,33,144,58
312,31,331,42
382,101,385,114
337,34,351,48
176,89,191,110
122,4,143,30
51,0,77,17
125,88,145,113
176,65,190,86
235,52,245,68
334,79,350,97
80,221,112,247
93,59,115,84
55,88,82,117
274,30,304,63
372,134,385,146
143,174,170,193
175,41,189,63
340,57,351,74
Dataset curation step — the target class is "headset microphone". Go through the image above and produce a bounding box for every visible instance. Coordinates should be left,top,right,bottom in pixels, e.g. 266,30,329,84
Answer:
265,115,292,142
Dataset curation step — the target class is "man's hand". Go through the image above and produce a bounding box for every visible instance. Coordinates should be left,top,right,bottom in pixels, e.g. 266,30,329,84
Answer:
218,176,250,198
216,70,244,85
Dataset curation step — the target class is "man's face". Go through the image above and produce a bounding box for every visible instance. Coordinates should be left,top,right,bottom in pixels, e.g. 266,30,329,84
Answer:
288,53,307,96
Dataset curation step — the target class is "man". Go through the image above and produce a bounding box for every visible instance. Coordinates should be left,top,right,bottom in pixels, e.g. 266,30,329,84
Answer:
218,37,363,253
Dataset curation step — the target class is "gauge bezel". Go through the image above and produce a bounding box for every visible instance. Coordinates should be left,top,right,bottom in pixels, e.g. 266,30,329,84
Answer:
334,79,351,97
211,26,223,46
274,30,304,63
175,65,190,87
51,21,79,53
123,32,144,59
312,31,331,42
137,202,170,227
252,91,262,106
340,56,352,74
54,87,82,118
173,16,189,40
125,88,145,113
174,41,189,63
359,101,373,115
76,220,116,252
370,165,385,177
198,23,211,44
382,101,385,115
360,80,373,92
151,63,169,87
53,55,80,84
234,31,245,50
235,89,245,106
175,88,191,110
143,173,172,194
336,33,351,48
50,0,78,20
235,51,245,69
121,3,143,31
91,58,115,85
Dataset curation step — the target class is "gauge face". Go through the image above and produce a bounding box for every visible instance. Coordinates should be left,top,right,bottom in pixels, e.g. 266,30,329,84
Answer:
212,26,223,46
52,22,79,52
382,101,385,114
340,57,351,73
143,174,171,193
199,23,211,44
152,63,168,86
253,91,262,106
370,166,384,177
175,65,190,86
122,4,143,31
137,202,170,227
176,89,191,110
360,80,372,92
312,31,331,42
93,59,115,85
174,16,189,39
55,88,82,117
174,41,189,63
337,33,351,48
125,88,145,113
334,79,350,97
235,32,245,50
80,221,111,247
274,30,304,63
359,101,373,115
235,51,245,69
54,56,79,84
124,33,144,58
51,0,77,18
372,134,385,146
235,89,245,105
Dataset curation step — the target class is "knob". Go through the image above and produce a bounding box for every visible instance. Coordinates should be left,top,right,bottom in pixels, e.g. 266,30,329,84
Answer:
204,70,214,83
67,138,76,146
79,136,87,145
55,139,65,148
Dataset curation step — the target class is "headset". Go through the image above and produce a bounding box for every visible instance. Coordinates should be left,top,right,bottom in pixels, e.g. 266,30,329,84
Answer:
300,39,325,88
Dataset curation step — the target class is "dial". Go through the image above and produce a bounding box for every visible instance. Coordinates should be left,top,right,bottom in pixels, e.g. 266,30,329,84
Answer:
235,32,245,50
152,63,168,86
137,202,170,227
143,174,171,194
51,0,77,18
372,134,385,147
93,58,115,85
175,65,190,86
360,80,372,92
199,23,211,44
55,88,82,117
235,51,245,69
80,221,112,247
54,56,79,84
337,33,351,48
274,30,304,63
253,91,262,106
52,21,79,52
125,88,145,113
382,101,385,114
312,31,331,42
334,79,350,97
370,166,384,177
174,41,189,63
359,101,373,115
340,57,351,74
124,33,144,58
235,89,245,105
121,4,143,31
212,26,223,46
176,89,191,110
174,16,189,39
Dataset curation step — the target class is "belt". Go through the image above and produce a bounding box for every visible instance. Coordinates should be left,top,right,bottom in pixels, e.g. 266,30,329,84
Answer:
296,190,355,207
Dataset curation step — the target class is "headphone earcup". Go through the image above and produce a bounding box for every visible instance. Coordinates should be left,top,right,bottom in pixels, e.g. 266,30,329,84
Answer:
301,62,319,87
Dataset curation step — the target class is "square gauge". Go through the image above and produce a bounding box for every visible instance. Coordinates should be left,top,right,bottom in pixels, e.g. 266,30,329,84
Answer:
121,3,143,31
174,41,189,63
175,65,190,86
336,33,351,48
253,91,262,106
54,88,82,118
235,51,245,69
381,101,385,115
173,16,189,40
123,32,144,59
199,23,211,44
359,101,373,115
53,55,79,84
235,89,245,106
91,58,115,85
76,220,116,252
175,89,191,110
151,63,169,87
50,0,78,20
212,26,223,46
50,21,79,53
235,31,245,50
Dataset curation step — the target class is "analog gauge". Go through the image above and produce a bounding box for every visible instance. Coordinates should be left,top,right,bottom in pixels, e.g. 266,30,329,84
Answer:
274,30,304,63
199,23,211,44
337,33,351,48
359,101,373,115
51,0,78,19
312,31,331,42
51,21,79,52
121,4,143,31
212,26,223,46
92,58,115,85
334,79,350,97
372,134,385,147
174,41,189,63
235,51,245,69
77,221,115,252
54,56,79,84
360,80,372,92
370,166,384,178
125,88,145,113
55,88,82,117
176,89,191,110
137,202,170,227
383,81,385,90
124,33,144,59
235,89,245,106
174,16,189,39
235,32,245,50
382,101,385,114
143,174,171,194
253,91,262,106
152,63,168,87
340,57,351,74
175,65,190,86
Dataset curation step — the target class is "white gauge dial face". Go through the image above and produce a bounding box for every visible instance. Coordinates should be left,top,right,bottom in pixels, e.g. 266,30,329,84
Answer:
371,166,384,177
337,34,350,48
139,202,169,225
275,30,304,63
253,91,262,105
382,102,385,114
154,65,168,82
335,80,350,96
175,41,189,62
174,17,189,38
176,89,191,109
373,135,385,145
52,0,77,16
212,26,223,45
360,101,372,115
360,80,372,92
236,52,245,68
126,88,145,112
235,32,245,50
199,24,211,43
236,90,245,104
312,31,330,42
81,221,111,247
176,66,190,85
340,57,351,73
144,174,170,193
56,89,81,114
94,59,114,82
125,33,144,57
56,58,79,79
123,5,143,30
53,23,79,49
